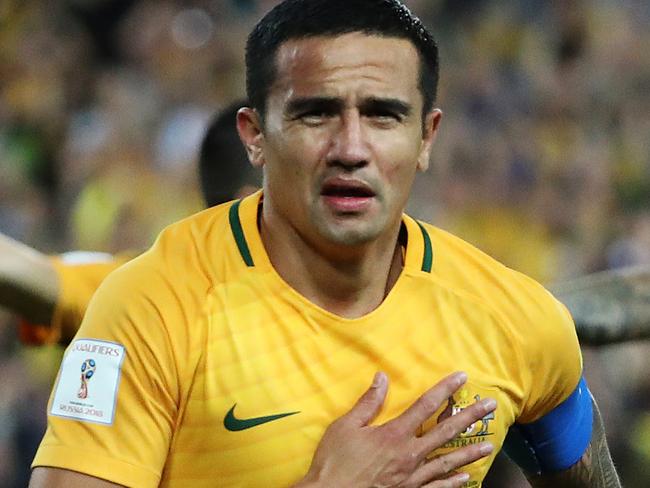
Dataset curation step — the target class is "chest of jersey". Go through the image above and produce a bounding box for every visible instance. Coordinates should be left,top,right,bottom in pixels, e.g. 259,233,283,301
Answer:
160,272,523,487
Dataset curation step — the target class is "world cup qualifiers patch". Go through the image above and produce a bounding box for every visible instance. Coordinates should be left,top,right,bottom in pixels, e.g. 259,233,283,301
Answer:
50,339,126,425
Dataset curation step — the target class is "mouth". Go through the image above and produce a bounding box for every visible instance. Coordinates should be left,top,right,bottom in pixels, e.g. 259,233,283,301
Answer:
320,178,376,213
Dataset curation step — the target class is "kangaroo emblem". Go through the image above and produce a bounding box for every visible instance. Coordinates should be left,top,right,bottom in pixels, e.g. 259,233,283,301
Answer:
474,394,495,435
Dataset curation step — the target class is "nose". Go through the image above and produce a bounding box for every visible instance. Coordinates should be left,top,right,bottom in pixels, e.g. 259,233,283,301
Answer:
327,110,370,168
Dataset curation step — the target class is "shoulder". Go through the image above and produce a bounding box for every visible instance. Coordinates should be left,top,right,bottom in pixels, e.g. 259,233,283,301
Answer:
420,221,579,365
421,222,561,315
422,222,582,419
119,202,235,285
83,203,237,329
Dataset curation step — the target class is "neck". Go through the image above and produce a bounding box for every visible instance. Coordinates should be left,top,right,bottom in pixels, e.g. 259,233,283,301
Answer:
259,203,404,319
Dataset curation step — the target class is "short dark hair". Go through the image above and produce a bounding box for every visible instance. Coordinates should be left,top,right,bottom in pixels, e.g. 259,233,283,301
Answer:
246,0,439,121
198,100,261,207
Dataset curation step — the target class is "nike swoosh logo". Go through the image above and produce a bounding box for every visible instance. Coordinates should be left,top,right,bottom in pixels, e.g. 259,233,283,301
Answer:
223,404,300,431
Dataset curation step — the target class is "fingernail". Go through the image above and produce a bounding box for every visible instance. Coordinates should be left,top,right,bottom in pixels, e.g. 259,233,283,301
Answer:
455,472,470,482
482,398,497,410
479,442,494,455
455,372,468,386
372,372,386,388
478,441,494,456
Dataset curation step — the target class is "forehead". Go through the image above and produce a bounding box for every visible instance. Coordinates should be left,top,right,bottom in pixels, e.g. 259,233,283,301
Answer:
271,33,421,103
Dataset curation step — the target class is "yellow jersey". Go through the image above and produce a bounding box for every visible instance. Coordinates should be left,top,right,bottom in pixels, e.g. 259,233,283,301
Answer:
33,191,582,487
19,253,131,345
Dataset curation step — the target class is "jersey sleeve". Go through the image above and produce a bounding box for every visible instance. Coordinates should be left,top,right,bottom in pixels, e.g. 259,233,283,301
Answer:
32,250,194,487
504,376,593,473
505,286,590,473
517,289,583,423
18,252,132,346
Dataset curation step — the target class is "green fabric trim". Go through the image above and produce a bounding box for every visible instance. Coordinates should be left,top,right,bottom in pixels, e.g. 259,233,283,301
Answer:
417,221,433,272
229,200,254,267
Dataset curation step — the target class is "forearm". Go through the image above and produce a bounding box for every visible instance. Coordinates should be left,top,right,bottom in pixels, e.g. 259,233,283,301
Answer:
552,266,650,345
0,232,58,324
527,398,620,487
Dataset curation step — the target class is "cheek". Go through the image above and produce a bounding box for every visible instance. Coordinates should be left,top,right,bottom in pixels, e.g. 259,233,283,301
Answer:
267,130,326,178
264,137,318,196
378,144,422,190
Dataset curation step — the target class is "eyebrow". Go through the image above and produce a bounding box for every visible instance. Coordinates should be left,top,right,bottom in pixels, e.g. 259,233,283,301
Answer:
359,97,412,117
285,96,412,117
285,97,343,116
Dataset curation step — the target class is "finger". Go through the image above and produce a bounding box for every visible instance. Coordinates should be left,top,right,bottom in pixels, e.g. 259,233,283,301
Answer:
343,371,389,427
416,397,496,456
422,471,471,488
391,371,467,433
416,442,493,487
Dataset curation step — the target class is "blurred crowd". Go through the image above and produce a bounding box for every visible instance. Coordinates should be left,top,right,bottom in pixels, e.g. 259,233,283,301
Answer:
0,0,649,486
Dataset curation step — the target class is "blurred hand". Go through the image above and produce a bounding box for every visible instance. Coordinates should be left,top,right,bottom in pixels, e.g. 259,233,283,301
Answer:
295,371,495,488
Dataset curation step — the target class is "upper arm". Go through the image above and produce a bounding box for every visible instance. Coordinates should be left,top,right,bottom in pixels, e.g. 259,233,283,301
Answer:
511,287,584,427
503,286,592,475
501,283,621,486
503,376,593,475
31,258,187,487
30,467,123,488
525,396,621,488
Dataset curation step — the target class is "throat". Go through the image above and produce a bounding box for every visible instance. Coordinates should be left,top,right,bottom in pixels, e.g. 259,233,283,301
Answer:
302,244,404,319
260,209,406,319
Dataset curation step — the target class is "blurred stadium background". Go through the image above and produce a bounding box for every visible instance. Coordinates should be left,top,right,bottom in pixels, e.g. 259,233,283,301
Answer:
0,0,649,486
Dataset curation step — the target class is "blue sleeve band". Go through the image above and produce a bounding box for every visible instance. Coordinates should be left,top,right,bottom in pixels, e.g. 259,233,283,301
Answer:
503,376,593,474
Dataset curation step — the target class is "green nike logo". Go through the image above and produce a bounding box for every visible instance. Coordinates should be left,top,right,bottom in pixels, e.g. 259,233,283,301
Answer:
223,404,300,431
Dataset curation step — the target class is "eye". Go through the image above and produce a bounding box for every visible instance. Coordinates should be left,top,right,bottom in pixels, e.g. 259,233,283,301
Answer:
366,110,403,126
298,110,333,126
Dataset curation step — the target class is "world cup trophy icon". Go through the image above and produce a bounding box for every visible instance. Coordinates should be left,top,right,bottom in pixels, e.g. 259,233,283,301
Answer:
78,358,96,399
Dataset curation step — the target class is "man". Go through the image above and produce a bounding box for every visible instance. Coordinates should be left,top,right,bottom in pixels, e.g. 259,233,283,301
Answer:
2,109,649,348
0,100,261,345
2,108,649,348
30,1,618,486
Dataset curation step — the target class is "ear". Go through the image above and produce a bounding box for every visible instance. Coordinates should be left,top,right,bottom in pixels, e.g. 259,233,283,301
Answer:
416,109,443,172
237,107,266,168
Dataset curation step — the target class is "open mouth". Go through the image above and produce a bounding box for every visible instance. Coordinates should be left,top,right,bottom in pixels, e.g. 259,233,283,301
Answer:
320,181,376,198
320,179,376,213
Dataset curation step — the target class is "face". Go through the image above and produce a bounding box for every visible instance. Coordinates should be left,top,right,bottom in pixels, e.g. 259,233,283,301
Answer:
239,33,441,248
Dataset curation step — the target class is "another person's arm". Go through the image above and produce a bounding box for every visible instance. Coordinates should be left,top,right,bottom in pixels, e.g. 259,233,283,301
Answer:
44,252,130,343
0,232,58,325
552,266,650,345
0,231,130,345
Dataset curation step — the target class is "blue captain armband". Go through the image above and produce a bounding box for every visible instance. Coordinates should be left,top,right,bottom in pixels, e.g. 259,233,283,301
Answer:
503,376,593,474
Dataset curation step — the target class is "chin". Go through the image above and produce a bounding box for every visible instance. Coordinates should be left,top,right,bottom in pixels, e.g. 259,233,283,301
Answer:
318,219,385,247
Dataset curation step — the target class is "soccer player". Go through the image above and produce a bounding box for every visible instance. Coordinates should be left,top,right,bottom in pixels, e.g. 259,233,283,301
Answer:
2,116,649,349
30,1,618,486
0,100,261,345
2,112,650,348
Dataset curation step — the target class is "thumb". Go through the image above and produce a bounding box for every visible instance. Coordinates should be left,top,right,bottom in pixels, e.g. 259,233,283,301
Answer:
344,372,389,427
